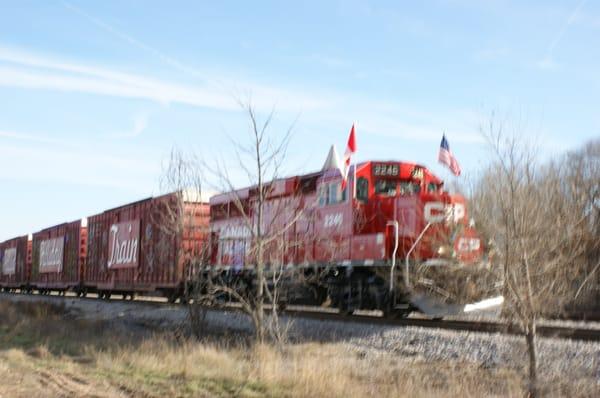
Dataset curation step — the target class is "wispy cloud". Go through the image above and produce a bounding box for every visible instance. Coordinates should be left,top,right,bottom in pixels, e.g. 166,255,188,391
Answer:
0,129,71,145
0,43,488,153
0,141,159,190
0,47,237,109
60,2,332,113
0,0,493,155
538,0,587,69
0,46,330,113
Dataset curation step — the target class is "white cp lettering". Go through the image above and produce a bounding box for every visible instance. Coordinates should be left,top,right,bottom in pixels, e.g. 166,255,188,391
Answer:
457,238,481,252
424,202,465,223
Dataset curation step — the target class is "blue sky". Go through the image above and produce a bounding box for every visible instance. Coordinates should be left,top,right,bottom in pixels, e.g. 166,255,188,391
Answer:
1,0,598,240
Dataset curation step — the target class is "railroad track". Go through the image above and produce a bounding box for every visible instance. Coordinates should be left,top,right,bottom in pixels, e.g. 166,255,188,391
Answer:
2,291,600,343
281,309,600,342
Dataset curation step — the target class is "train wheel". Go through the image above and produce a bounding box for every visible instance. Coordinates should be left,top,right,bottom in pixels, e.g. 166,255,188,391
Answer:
167,292,177,304
384,309,411,319
338,307,353,316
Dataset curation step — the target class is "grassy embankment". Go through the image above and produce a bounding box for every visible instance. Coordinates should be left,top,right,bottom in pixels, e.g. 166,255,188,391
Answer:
0,299,582,397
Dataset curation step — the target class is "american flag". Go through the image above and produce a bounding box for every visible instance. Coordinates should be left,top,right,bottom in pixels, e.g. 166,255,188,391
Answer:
438,134,461,176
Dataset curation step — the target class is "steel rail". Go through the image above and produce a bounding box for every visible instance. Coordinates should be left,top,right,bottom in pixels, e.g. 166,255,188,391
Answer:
2,291,599,343
280,308,600,342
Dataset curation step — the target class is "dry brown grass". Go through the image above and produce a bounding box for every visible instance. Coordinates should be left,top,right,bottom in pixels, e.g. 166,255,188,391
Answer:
0,300,595,397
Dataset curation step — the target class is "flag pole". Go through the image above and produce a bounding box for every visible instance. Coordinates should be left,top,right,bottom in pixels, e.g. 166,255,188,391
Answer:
353,122,357,200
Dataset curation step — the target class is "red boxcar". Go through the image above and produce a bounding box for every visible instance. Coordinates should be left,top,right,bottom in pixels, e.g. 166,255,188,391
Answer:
30,220,87,292
84,193,209,300
0,235,31,290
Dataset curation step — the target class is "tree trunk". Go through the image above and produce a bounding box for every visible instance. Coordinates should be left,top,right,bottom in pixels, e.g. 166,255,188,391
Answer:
525,321,538,397
256,260,265,343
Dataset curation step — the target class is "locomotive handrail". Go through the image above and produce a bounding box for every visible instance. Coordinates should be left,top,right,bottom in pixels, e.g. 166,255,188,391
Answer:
404,222,433,289
387,221,399,293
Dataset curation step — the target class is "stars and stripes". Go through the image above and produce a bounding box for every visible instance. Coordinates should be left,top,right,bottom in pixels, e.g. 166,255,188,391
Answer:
438,134,461,176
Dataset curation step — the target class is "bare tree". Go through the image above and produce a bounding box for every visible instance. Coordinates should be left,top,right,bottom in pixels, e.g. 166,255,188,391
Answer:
157,149,212,338
160,102,303,342
212,101,301,342
470,119,599,396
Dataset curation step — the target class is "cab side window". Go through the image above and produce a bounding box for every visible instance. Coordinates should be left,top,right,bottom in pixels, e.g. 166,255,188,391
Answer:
356,177,369,202
318,185,327,206
328,182,346,204
318,182,346,206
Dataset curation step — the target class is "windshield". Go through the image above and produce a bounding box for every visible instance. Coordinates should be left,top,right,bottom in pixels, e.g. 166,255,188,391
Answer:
400,182,420,195
374,180,397,196
375,180,421,197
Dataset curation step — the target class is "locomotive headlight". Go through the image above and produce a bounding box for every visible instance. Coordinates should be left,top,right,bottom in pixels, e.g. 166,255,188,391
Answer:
436,245,452,256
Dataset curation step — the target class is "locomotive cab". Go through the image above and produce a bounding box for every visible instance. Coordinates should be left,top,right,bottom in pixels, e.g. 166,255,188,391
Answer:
313,161,503,317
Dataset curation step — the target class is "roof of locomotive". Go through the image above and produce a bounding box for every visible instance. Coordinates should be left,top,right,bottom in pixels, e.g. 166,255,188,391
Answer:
209,160,443,205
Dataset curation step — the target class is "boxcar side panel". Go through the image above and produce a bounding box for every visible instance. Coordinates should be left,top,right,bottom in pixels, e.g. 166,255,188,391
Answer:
0,236,30,288
85,194,209,292
31,221,85,289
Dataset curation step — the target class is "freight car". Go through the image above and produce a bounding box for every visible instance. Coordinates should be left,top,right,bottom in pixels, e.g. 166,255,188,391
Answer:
84,192,209,301
0,235,31,292
207,160,503,317
30,220,87,295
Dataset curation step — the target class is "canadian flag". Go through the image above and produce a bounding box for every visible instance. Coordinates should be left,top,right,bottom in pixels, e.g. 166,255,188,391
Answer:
341,123,357,190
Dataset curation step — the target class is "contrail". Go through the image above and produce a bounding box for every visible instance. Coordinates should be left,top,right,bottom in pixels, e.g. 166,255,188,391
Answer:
61,1,212,81
60,1,254,107
543,0,587,65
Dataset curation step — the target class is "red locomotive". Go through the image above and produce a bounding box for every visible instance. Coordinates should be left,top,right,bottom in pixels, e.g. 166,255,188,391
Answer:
0,159,502,317
209,159,501,317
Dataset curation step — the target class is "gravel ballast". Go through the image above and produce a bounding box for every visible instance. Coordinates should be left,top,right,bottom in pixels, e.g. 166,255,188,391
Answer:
2,292,599,383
